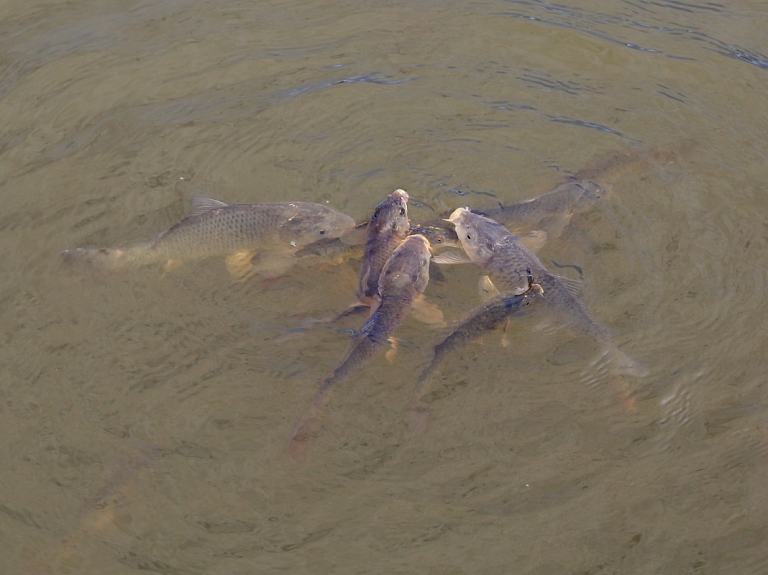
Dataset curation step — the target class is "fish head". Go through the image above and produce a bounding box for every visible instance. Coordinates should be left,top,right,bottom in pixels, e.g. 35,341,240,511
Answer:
446,207,509,264
368,189,410,237
408,219,460,249
280,206,356,247
379,234,432,294
571,179,612,211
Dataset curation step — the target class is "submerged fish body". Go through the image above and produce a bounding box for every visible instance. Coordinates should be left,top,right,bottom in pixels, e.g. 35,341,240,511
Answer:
357,188,411,306
289,234,432,455
332,233,432,382
408,219,460,249
443,208,645,376
415,277,544,394
477,179,609,233
62,197,356,277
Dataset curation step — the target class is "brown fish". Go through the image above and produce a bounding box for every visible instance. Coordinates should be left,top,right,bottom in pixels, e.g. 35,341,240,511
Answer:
288,234,433,457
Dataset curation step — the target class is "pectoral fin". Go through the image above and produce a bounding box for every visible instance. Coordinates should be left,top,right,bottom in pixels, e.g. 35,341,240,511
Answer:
478,275,500,301
385,337,399,362
432,250,473,265
162,259,184,274
519,230,548,252
225,251,257,281
226,247,301,281
411,295,446,326
501,318,512,348
339,223,368,246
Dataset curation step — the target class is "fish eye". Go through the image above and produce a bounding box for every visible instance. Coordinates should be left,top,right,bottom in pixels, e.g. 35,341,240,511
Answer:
399,208,406,216
465,233,472,240
318,229,326,235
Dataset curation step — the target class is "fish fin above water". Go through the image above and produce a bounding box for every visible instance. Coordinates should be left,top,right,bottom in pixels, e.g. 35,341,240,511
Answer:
540,214,569,239
189,196,229,217
478,275,500,301
432,250,473,265
519,230,548,252
411,295,446,326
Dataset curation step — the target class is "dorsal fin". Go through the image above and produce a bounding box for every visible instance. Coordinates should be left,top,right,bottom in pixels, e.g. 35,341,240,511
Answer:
190,196,229,216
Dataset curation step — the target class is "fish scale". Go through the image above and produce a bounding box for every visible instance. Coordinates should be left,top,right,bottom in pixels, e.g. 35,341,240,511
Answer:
288,234,433,456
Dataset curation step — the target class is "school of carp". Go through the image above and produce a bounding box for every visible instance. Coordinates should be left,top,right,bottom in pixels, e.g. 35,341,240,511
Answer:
63,145,685,456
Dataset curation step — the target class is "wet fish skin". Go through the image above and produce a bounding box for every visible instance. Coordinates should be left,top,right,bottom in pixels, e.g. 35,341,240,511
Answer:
417,279,544,389
61,197,356,274
288,234,432,456
357,188,411,305
408,277,544,432
444,208,645,376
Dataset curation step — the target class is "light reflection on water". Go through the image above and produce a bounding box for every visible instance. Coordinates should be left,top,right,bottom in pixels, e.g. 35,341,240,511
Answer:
2,0,768,573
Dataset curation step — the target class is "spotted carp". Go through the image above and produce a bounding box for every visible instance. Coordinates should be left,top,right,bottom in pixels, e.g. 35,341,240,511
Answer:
61,196,356,279
288,234,433,456
436,208,646,376
408,272,544,432
417,273,544,388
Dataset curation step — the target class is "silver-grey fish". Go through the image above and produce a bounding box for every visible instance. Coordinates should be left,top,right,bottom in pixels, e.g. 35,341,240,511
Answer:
288,234,433,457
439,208,646,376
408,273,544,432
417,274,544,388
477,179,609,234
61,196,356,279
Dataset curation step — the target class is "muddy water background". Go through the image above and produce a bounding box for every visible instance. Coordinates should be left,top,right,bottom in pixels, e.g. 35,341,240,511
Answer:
2,0,768,573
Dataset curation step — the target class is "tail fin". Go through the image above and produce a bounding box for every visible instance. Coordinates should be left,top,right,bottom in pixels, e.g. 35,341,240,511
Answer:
604,344,648,377
61,247,124,271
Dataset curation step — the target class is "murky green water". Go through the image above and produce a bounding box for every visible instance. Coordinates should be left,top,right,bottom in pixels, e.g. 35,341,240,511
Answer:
2,0,768,573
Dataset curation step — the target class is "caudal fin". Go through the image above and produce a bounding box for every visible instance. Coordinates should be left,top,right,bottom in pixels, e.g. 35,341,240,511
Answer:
61,247,123,271
604,344,648,377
